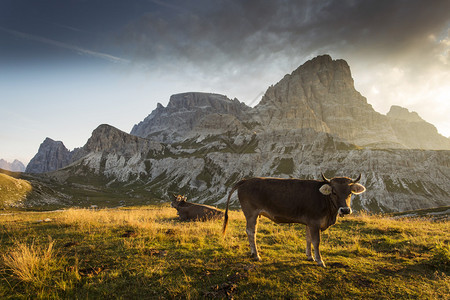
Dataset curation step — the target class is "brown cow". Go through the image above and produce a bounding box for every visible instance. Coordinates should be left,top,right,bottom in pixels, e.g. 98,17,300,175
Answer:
171,195,224,221
222,174,366,267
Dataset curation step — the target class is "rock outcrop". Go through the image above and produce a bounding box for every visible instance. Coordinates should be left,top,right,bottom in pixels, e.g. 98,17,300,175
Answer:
68,124,163,182
0,159,26,172
72,124,163,161
25,138,72,173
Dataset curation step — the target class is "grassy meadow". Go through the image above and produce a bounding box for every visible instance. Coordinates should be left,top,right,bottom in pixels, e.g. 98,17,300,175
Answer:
0,205,449,299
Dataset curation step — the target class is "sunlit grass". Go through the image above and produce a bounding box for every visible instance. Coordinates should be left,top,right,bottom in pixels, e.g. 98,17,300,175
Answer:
1,237,62,294
0,206,448,299
0,173,32,208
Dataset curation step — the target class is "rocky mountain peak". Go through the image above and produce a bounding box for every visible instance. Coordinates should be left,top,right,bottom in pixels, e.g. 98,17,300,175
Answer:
83,124,129,152
251,55,450,150
25,138,72,173
253,54,396,147
0,159,26,172
166,92,236,109
386,106,450,149
257,55,354,107
72,124,162,162
131,92,251,142
387,105,424,122
292,54,352,85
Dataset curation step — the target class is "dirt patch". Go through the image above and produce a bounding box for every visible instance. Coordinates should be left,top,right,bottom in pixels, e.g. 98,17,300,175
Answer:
78,266,105,277
121,230,137,238
164,229,176,235
204,282,237,299
328,262,350,269
144,249,168,257
63,241,79,247
204,264,257,299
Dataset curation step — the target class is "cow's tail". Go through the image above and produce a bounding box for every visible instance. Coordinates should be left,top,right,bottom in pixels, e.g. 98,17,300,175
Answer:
222,179,246,235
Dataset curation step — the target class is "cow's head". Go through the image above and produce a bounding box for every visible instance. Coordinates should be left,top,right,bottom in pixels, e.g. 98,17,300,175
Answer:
319,174,366,216
171,194,187,208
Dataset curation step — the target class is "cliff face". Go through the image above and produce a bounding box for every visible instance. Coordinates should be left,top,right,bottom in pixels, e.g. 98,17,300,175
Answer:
131,92,252,143
72,124,162,161
386,106,450,149
253,55,403,148
25,138,72,173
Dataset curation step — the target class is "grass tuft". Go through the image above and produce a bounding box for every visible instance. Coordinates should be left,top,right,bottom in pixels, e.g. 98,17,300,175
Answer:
429,242,450,272
2,238,55,285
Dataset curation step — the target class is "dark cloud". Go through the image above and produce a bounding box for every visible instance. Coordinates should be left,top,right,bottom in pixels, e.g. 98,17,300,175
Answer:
118,0,450,69
3,0,448,71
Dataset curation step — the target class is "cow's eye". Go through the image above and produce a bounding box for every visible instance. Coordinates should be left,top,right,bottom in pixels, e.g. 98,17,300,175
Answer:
332,190,337,196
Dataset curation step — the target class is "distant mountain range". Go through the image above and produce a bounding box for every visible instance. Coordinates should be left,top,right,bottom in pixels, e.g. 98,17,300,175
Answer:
0,159,26,172
22,55,450,212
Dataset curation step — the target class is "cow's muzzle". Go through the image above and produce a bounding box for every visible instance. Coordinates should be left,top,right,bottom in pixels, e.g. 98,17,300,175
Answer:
338,207,352,217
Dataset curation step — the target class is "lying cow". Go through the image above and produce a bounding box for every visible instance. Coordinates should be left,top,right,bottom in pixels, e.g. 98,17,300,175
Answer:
171,195,224,221
222,174,366,267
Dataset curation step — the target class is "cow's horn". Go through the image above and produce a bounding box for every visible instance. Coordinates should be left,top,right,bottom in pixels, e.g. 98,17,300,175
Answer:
353,174,362,183
321,173,330,183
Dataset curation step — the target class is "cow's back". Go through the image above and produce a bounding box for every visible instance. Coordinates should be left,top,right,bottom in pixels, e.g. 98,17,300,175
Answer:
236,177,328,222
178,202,223,221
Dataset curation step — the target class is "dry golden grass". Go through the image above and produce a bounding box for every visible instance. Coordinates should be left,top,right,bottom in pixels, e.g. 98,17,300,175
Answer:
0,206,448,299
2,238,55,284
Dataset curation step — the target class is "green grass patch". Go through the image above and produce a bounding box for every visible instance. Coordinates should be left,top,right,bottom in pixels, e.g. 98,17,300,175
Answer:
0,207,448,299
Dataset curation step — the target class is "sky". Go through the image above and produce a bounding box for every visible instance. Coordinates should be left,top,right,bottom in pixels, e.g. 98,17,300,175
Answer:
1,0,449,165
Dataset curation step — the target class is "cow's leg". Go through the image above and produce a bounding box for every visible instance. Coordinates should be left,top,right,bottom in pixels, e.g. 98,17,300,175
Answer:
245,213,261,261
310,226,326,267
305,226,313,261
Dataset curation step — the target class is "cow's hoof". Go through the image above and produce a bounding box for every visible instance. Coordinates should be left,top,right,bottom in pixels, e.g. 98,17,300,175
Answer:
306,256,314,262
248,253,261,261
317,261,326,268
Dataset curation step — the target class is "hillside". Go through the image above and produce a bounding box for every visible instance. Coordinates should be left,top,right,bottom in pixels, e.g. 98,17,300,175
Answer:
0,172,31,208
0,206,448,299
0,169,73,210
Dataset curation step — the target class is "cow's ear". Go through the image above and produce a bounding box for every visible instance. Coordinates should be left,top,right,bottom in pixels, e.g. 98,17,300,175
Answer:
351,183,366,195
319,184,332,195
